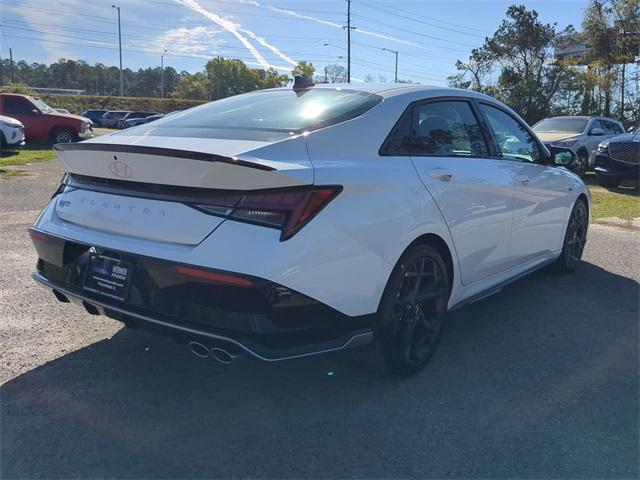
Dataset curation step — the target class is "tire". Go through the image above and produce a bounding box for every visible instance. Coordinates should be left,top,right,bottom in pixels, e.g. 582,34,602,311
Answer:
52,128,77,144
357,244,450,376
553,199,588,274
572,151,589,178
597,173,619,188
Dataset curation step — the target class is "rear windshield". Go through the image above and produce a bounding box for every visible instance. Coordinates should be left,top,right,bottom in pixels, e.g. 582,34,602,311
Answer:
533,118,588,134
137,89,382,134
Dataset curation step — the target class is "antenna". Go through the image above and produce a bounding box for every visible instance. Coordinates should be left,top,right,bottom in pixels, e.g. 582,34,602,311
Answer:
293,75,314,91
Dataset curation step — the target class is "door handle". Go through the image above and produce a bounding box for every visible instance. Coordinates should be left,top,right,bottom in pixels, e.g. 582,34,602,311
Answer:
427,169,456,181
515,175,530,185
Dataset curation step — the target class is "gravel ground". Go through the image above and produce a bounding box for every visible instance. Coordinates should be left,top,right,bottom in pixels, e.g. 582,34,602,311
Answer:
1,158,638,479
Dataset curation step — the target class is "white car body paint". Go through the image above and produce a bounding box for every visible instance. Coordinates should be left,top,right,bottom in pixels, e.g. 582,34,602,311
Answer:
32,85,590,320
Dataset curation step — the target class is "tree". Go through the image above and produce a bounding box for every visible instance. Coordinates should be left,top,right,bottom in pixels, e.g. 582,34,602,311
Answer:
291,61,315,80
319,64,347,83
173,72,209,99
450,5,572,123
448,49,493,93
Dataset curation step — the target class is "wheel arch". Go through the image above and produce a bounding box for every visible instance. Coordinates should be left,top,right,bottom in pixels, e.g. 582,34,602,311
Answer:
49,125,77,142
402,233,455,298
576,192,590,221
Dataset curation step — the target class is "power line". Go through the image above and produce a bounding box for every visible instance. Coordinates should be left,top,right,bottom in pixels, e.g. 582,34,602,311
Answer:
0,24,351,61
352,15,478,49
354,0,491,36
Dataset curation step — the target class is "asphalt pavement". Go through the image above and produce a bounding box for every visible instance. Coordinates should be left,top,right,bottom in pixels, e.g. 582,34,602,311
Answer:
1,158,638,479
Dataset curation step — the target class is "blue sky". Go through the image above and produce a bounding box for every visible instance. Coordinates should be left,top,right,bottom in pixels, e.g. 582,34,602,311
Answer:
2,0,587,85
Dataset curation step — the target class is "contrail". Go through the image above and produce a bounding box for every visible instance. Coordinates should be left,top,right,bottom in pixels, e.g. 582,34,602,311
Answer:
239,28,297,66
176,0,292,70
239,0,429,50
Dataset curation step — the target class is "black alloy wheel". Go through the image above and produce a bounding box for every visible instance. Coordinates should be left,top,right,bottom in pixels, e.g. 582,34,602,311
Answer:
365,245,450,376
573,152,588,178
554,199,588,273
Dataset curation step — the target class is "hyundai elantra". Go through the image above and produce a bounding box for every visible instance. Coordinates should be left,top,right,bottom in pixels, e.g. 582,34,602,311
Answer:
29,82,589,375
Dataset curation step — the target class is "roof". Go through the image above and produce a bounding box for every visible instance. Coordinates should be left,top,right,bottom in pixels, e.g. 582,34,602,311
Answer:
273,82,474,98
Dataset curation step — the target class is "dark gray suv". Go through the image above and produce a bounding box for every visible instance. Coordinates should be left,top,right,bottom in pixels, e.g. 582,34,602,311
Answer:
533,116,625,177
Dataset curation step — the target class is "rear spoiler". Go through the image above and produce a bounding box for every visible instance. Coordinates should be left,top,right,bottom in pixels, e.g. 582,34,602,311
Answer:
54,143,276,172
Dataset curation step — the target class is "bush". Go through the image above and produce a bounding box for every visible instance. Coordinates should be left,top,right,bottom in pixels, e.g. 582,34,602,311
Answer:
40,94,206,115
0,88,206,115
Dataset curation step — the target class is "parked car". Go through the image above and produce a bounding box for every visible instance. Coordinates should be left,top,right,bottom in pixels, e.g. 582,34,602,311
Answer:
533,115,625,177
595,126,640,187
29,83,588,375
101,110,131,128
81,109,108,127
123,113,164,128
0,114,25,148
116,111,157,129
0,93,93,143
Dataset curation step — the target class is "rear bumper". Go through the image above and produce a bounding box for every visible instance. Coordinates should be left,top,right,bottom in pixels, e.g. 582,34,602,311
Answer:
30,229,373,361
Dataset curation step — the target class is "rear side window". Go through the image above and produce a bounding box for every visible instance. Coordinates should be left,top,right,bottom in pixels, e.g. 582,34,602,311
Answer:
411,101,489,157
4,96,34,115
141,89,382,134
603,120,623,135
479,104,541,163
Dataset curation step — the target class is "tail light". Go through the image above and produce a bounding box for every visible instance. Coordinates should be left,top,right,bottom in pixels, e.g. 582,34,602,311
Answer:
192,186,341,241
175,265,253,288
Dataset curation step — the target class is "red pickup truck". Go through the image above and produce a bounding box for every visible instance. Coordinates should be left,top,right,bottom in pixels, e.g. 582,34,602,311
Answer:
0,93,93,143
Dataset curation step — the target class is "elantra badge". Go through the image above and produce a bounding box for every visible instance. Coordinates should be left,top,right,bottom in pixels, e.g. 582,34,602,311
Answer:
109,156,132,178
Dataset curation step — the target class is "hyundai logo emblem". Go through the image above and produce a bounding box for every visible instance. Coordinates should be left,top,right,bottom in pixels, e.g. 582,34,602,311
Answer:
108,157,132,178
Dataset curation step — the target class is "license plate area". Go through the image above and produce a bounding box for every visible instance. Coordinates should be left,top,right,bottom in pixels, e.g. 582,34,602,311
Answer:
83,250,133,302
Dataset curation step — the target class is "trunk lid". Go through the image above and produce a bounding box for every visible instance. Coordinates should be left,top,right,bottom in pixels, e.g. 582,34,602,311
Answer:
53,133,313,244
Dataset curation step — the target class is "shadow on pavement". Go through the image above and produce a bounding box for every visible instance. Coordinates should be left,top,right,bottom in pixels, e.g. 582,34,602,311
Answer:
2,262,638,479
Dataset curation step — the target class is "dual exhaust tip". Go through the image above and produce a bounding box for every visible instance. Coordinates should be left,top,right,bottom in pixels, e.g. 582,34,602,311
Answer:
53,289,237,365
188,341,236,364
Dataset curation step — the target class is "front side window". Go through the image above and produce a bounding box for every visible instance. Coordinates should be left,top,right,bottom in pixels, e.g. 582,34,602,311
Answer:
480,104,540,163
29,97,55,113
589,120,604,133
411,101,488,157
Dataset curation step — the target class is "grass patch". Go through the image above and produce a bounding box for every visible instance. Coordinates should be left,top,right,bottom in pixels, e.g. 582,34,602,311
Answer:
584,173,640,225
589,186,640,221
0,145,56,168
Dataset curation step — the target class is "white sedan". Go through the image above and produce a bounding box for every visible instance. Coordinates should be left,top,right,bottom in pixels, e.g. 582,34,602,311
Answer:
29,82,589,375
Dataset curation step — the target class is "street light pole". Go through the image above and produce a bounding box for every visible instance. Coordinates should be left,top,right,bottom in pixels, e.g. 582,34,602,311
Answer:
382,48,399,82
346,0,351,83
160,49,167,98
112,4,123,96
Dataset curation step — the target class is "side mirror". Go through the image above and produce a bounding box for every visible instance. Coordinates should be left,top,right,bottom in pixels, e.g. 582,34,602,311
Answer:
628,126,636,133
548,146,576,166
589,127,604,136
31,109,41,116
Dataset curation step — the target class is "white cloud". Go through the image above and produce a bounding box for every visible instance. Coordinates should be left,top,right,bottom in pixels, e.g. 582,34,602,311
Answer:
151,26,224,55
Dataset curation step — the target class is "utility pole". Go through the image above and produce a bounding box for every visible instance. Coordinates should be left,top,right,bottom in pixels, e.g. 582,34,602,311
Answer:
382,48,398,82
112,4,123,96
9,48,14,83
216,55,221,100
346,0,351,83
160,49,167,98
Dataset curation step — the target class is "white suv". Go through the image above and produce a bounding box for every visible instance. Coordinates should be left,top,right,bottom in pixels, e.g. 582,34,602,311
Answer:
29,84,589,375
533,116,625,177
0,114,25,149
